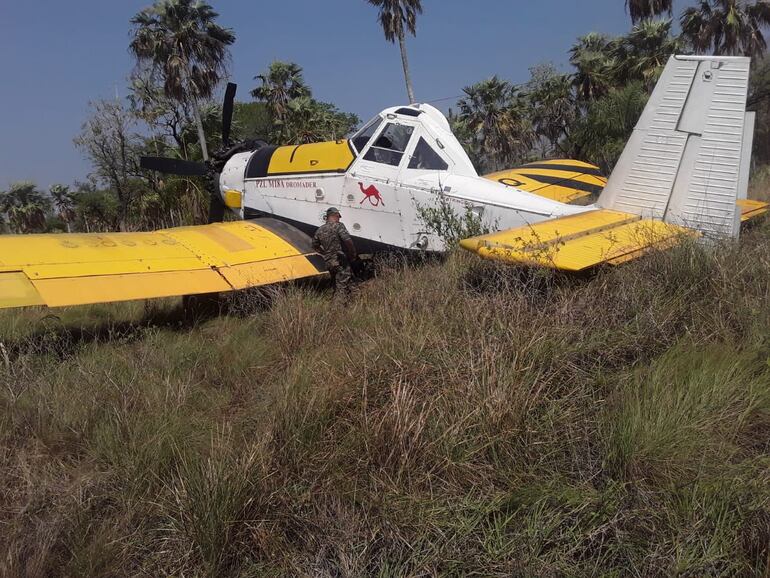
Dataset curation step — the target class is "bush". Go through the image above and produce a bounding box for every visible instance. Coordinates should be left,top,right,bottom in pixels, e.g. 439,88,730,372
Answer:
416,192,494,248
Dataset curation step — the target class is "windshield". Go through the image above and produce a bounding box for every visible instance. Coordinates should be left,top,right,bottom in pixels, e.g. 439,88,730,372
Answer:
363,123,415,167
350,116,383,153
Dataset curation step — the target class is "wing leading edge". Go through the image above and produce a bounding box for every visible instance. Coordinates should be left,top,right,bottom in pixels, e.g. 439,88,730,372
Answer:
0,218,326,309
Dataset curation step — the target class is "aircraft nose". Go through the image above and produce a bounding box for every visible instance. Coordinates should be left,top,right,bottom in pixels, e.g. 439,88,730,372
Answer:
219,151,252,215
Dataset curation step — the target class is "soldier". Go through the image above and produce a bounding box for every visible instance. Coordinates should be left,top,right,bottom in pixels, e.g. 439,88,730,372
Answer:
312,207,358,299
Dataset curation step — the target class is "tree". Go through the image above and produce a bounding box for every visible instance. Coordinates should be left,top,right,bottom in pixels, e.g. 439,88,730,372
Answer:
570,33,617,101
232,101,273,142
569,82,649,172
74,99,143,230
747,53,770,165
71,181,120,233
49,184,76,233
130,0,235,161
681,0,770,57
447,108,478,166
612,19,683,90
366,0,423,103
251,61,359,145
251,61,311,142
625,0,672,23
525,64,578,156
0,182,50,233
457,77,534,172
283,98,360,144
129,70,193,156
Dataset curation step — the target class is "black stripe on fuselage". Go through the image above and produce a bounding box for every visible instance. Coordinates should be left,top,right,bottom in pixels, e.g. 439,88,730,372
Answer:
518,162,605,176
245,146,278,178
514,173,604,195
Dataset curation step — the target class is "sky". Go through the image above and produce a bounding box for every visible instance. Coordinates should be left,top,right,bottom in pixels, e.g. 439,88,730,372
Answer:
0,0,680,189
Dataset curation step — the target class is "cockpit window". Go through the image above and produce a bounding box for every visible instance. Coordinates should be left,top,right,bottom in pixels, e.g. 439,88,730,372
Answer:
350,116,383,153
408,137,449,171
363,123,415,167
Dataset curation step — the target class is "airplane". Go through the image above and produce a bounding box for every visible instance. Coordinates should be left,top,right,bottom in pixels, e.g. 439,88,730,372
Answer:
0,54,767,310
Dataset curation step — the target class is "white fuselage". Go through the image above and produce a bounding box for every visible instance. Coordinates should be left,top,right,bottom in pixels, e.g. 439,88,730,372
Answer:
220,104,592,252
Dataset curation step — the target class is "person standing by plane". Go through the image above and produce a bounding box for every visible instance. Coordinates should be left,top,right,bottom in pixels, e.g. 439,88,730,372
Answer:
312,207,358,300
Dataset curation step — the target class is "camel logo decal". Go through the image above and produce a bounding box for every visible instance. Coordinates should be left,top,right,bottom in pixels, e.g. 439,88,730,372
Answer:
359,182,385,207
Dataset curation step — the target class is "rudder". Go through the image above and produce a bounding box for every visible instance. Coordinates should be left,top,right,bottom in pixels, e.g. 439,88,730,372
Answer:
598,55,752,239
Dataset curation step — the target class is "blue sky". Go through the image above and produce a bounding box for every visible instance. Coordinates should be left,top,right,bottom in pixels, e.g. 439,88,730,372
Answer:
0,0,681,189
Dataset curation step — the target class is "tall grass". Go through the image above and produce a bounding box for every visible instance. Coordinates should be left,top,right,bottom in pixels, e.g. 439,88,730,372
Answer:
1,221,770,576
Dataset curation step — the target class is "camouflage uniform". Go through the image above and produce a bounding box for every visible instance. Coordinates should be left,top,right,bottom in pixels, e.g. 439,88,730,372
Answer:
312,220,355,298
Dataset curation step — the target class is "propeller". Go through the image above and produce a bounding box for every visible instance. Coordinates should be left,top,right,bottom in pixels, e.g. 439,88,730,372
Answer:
140,82,258,224
221,82,236,148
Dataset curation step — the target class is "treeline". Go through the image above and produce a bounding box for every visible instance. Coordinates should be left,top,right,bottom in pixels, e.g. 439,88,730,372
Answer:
0,61,358,235
452,16,770,174
2,0,770,234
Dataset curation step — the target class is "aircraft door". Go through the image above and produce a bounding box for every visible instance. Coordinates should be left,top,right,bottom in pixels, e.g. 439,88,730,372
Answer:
343,121,415,249
399,134,454,251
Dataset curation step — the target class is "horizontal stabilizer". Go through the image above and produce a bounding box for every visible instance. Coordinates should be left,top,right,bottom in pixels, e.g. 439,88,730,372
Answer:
737,198,769,222
0,219,326,310
459,209,693,271
485,159,606,203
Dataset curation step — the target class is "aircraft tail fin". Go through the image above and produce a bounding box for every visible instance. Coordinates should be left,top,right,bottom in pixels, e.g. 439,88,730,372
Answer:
597,55,752,239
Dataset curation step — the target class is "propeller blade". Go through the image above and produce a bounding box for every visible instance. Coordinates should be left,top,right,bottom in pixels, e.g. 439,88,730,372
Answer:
221,82,237,147
140,156,208,177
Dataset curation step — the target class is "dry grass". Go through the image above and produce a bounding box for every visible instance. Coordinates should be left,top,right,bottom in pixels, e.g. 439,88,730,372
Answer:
1,220,770,576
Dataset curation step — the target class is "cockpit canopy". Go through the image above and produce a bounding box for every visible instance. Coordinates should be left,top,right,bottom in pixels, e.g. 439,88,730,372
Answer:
348,104,477,177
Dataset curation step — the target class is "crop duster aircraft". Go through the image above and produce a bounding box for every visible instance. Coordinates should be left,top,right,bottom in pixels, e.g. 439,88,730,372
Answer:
0,55,767,310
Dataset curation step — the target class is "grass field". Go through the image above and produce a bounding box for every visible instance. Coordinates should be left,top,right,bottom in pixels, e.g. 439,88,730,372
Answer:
1,218,770,576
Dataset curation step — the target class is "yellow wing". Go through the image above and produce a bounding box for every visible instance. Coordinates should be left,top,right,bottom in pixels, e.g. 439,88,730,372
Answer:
459,210,693,272
0,219,326,309
485,159,607,204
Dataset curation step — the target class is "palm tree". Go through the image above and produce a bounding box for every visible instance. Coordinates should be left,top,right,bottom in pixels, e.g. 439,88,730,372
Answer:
612,19,684,90
457,77,534,172
366,0,423,103
281,97,360,145
130,0,235,161
681,0,770,57
526,64,577,156
570,33,617,101
50,184,76,232
625,0,673,23
251,61,311,142
570,82,649,172
0,182,50,233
